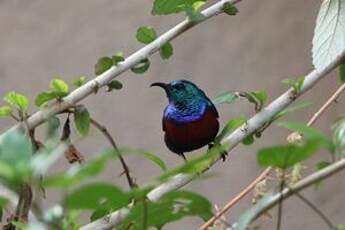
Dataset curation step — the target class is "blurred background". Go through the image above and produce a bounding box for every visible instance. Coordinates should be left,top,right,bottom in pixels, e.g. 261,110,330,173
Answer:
0,0,344,229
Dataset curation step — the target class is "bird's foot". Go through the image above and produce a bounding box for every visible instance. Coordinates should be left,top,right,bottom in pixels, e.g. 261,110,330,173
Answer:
208,143,228,162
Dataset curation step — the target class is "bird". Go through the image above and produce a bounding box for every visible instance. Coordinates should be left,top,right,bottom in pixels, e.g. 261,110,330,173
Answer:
151,80,225,161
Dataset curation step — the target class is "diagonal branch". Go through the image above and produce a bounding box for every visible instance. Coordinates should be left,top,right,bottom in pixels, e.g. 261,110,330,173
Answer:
0,0,241,142
80,48,345,230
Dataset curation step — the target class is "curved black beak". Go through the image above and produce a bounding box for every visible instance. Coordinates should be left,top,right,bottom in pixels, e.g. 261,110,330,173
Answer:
150,82,169,91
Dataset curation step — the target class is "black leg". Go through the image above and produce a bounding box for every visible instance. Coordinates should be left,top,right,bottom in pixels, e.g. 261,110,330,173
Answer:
208,143,228,162
179,152,187,161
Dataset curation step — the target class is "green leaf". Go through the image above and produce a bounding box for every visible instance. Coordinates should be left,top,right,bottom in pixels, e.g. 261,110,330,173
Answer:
107,80,123,92
72,76,86,88
282,77,304,93
340,64,345,83
50,79,69,96
251,91,268,105
192,1,205,11
120,190,213,229
120,148,167,171
74,106,90,136
0,106,12,118
0,131,33,186
152,0,206,15
312,0,345,71
136,26,157,44
337,224,345,230
131,59,150,74
211,91,239,105
35,92,58,107
43,150,114,187
185,6,206,22
275,102,312,119
234,194,274,230
159,144,227,181
333,117,345,146
242,134,254,145
316,161,331,170
277,121,334,152
45,116,60,140
95,57,113,76
257,140,320,169
112,52,125,66
223,2,238,15
64,183,130,211
159,42,174,60
4,91,29,112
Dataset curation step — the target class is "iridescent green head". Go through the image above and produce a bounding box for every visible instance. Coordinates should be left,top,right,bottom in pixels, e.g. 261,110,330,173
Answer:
150,80,207,105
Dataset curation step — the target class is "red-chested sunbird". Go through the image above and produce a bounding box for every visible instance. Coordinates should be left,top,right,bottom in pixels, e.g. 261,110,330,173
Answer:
151,80,226,161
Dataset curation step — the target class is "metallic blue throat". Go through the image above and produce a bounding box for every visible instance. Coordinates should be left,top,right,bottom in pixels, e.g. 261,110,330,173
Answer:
164,100,208,124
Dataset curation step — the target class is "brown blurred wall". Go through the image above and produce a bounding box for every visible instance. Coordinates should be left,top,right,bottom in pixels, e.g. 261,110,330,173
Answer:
0,0,344,229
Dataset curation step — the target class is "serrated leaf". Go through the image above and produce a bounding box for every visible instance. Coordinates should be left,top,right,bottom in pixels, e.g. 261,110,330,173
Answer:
74,106,90,136
312,0,345,71
64,183,130,211
211,91,239,105
95,57,113,76
107,80,123,92
35,92,58,107
120,148,167,171
136,26,157,44
120,190,213,229
257,140,320,169
50,79,69,96
131,59,150,74
223,2,238,15
72,76,86,87
152,0,206,15
4,91,29,112
160,42,174,59
0,106,12,118
112,52,125,66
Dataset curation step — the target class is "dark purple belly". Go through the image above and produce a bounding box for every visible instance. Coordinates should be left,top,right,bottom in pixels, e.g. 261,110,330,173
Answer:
163,109,219,154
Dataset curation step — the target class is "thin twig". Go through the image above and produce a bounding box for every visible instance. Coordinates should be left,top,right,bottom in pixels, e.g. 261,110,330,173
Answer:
199,168,272,230
90,118,137,189
307,83,345,126
276,170,285,230
289,188,335,229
